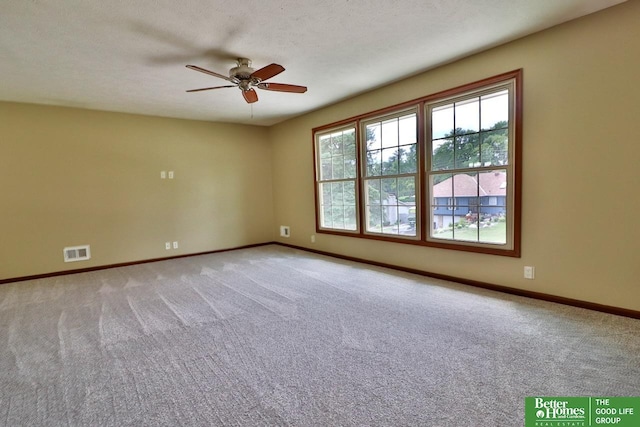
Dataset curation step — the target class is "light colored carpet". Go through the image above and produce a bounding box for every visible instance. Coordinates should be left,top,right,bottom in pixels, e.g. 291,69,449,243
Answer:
1,245,639,426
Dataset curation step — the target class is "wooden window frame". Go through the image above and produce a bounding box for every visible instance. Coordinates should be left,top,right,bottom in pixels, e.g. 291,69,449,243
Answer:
312,69,522,257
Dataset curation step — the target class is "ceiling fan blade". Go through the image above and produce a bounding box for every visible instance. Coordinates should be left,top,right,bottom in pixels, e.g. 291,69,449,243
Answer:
242,89,258,103
251,63,285,81
186,65,233,82
186,85,235,92
257,82,307,93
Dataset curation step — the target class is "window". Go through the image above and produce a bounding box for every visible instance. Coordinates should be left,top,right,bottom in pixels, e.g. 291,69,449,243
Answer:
427,82,515,250
363,110,418,238
313,70,521,256
316,126,359,232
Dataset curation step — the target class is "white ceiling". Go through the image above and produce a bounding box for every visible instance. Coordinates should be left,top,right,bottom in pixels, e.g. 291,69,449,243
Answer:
0,0,626,126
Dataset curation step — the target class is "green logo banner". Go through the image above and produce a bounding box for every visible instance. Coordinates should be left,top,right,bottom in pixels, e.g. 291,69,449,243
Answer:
525,397,640,426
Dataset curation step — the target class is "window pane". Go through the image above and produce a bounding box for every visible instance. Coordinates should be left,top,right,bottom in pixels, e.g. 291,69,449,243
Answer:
381,147,398,175
321,183,332,206
481,90,508,131
381,118,398,149
453,212,479,242
344,181,356,204
331,133,343,155
388,176,417,237
331,182,344,205
382,178,397,199
366,123,380,151
433,213,455,240
431,172,453,198
366,179,382,232
481,129,508,167
367,204,383,232
399,114,417,145
366,179,382,205
478,207,507,244
432,138,453,171
397,176,415,201
343,129,357,177
454,134,480,169
318,177,356,231
455,98,479,133
478,170,507,205
319,136,332,158
344,155,356,179
366,149,381,177
343,129,356,153
432,104,453,139
382,178,398,233
331,206,345,229
321,204,333,228
384,205,400,234
399,145,417,174
332,155,345,179
403,204,417,236
452,173,478,202
321,158,332,180
431,172,451,233
344,206,357,231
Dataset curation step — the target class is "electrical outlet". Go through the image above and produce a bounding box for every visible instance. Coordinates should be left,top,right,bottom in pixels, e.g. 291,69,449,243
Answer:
168,171,174,179
165,242,171,250
524,266,535,279
311,235,315,243
173,241,178,249
161,171,166,179
280,226,290,238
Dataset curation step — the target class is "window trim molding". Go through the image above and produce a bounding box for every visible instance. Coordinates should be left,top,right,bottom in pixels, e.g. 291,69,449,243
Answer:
312,69,522,257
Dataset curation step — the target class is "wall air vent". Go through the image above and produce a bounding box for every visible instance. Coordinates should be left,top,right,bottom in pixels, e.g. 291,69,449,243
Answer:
63,245,91,262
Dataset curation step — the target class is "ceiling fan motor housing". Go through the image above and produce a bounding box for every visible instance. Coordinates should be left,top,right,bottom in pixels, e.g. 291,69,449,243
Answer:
229,58,255,84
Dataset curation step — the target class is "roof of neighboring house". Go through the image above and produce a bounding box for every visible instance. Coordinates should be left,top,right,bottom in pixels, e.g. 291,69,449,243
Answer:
433,171,507,197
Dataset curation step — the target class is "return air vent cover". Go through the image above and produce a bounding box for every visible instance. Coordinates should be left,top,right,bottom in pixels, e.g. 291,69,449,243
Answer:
63,245,91,262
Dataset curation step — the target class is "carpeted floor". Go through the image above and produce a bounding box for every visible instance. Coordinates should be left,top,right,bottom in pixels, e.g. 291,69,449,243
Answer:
1,245,639,426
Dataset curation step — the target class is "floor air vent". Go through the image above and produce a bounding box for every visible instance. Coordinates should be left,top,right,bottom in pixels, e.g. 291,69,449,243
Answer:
63,245,91,262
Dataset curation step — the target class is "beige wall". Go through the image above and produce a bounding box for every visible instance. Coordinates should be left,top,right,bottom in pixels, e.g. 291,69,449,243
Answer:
1,103,274,279
270,1,640,311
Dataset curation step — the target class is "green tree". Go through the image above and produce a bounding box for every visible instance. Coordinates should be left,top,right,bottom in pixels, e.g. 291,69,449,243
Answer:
432,121,508,183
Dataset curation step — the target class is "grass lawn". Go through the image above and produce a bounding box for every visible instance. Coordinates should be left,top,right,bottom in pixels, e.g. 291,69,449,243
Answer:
434,221,506,244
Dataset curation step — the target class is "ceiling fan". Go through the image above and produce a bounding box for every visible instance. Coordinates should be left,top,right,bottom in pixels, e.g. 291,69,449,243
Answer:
186,58,307,103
